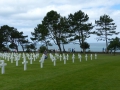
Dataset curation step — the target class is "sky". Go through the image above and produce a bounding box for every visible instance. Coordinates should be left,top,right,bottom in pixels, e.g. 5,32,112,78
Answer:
0,0,120,43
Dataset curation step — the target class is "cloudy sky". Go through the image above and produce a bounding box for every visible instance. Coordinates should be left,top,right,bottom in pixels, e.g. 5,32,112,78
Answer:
0,0,120,43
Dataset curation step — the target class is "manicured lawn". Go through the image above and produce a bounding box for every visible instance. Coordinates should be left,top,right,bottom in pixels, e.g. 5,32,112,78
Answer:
0,53,120,90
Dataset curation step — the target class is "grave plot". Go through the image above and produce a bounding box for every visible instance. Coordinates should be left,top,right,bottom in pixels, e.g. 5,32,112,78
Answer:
0,60,7,74
0,53,98,74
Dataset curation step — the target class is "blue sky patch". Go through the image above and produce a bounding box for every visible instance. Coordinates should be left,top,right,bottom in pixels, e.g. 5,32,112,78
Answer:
111,4,120,10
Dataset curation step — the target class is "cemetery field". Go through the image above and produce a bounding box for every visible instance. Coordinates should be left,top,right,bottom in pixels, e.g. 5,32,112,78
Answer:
0,53,120,90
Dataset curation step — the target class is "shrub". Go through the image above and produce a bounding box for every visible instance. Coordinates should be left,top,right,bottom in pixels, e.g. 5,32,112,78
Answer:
39,45,47,53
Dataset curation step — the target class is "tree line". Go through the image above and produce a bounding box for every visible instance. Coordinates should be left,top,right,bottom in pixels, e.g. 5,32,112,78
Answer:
0,10,120,53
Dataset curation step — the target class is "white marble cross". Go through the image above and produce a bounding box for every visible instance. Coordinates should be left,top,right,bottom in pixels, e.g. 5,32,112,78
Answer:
63,55,66,64
0,60,7,74
10,55,14,63
49,53,54,61
15,56,19,66
72,54,75,63
66,54,69,60
35,53,39,59
85,54,88,61
39,54,45,68
62,53,65,60
55,53,59,59
59,54,62,61
29,56,33,64
7,55,10,61
52,56,56,66
90,54,92,60
33,54,36,61
22,57,28,71
95,53,97,59
22,53,26,61
78,54,82,62
22,53,25,58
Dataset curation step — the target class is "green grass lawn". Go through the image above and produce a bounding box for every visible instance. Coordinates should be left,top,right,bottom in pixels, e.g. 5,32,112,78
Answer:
0,53,120,90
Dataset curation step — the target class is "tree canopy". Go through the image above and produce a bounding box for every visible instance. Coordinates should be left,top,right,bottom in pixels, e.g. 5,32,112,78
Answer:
0,10,120,53
107,37,120,55
68,10,93,53
95,14,119,51
0,25,28,52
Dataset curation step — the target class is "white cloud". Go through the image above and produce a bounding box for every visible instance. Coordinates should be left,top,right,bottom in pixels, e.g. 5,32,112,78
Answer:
0,0,120,43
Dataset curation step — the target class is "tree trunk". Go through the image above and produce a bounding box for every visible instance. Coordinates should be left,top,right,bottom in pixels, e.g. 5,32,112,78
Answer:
62,43,65,52
81,30,85,54
45,42,48,50
15,45,18,52
105,32,108,53
21,45,24,52
105,22,108,53
58,44,62,53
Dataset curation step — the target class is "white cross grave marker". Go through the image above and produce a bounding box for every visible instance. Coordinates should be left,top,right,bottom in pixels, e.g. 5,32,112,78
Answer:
7,55,10,61
10,54,14,63
32,53,36,60
15,56,19,66
29,56,33,64
39,54,45,68
66,54,69,60
52,56,56,66
72,54,75,63
85,54,88,61
55,53,59,59
59,54,62,61
78,54,82,62
95,53,97,59
0,60,7,74
63,55,66,64
90,54,92,60
22,55,28,71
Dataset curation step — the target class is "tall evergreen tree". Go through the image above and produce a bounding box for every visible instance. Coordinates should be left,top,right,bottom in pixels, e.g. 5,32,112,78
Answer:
0,25,28,52
31,24,50,50
58,17,70,52
95,14,119,52
17,32,28,52
42,10,63,52
0,25,12,49
68,10,93,53
107,37,120,55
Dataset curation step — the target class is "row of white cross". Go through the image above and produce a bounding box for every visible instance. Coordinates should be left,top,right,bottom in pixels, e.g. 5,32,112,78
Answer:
0,53,97,74
0,53,39,74
40,53,97,68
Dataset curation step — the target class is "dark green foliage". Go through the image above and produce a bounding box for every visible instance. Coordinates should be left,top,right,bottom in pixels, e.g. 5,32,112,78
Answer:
0,25,28,52
107,37,120,55
80,42,90,52
42,10,63,52
59,17,70,52
31,24,50,50
68,10,93,53
9,43,17,49
95,14,119,49
0,46,10,52
0,11,120,53
39,45,47,53
17,32,29,52
25,48,31,53
25,43,36,52
0,25,13,49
